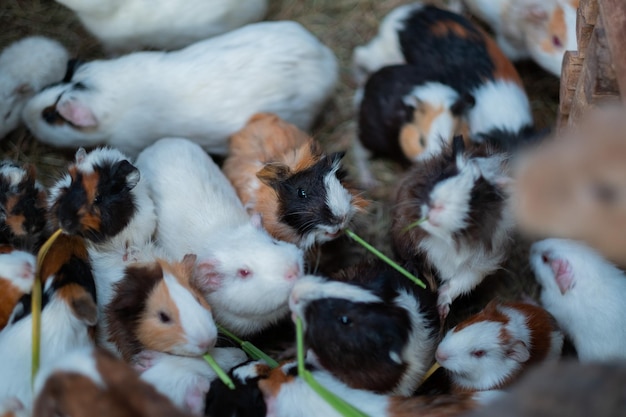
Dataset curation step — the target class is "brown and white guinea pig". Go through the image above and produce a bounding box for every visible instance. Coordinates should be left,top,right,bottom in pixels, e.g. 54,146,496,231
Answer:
135,137,304,337
513,106,626,267
0,161,49,251
32,347,190,417
289,260,440,396
0,245,36,330
258,361,503,417
223,113,368,250
435,301,563,391
391,137,514,318
352,3,534,147
0,233,97,411
358,65,475,164
464,360,626,417
530,238,626,362
105,254,217,362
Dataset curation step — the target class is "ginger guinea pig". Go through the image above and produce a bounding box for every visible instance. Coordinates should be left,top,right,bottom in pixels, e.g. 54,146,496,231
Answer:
436,301,563,391
223,113,367,250
0,245,36,331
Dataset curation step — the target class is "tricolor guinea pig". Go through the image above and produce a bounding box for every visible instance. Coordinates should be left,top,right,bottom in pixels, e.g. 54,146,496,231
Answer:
0,161,48,251
22,21,338,158
391,137,514,318
136,138,304,337
223,113,368,250
0,245,36,331
530,238,626,362
436,301,563,391
289,261,439,396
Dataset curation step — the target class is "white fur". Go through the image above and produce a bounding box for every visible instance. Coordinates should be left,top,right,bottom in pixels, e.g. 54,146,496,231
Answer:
139,347,247,414
136,138,304,336
23,22,338,158
0,163,28,187
530,238,626,362
0,36,68,138
54,0,267,52
0,397,28,417
34,347,105,395
351,3,424,86
0,250,35,294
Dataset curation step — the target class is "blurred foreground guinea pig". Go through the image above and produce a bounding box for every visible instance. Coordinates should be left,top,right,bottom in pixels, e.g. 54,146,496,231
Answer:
52,0,267,52
0,246,36,331
436,301,563,391
22,21,338,158
513,106,626,266
530,238,626,362
223,113,368,250
136,138,304,337
289,261,439,396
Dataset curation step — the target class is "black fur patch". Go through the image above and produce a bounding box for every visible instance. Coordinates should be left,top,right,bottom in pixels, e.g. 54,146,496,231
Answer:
204,361,267,417
63,59,84,83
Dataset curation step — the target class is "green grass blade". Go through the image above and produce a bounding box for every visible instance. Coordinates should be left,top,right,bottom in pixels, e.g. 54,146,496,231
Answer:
401,217,427,233
203,353,235,390
217,324,278,368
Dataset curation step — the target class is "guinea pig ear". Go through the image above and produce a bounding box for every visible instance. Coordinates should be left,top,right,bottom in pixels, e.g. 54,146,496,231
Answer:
506,341,530,363
195,260,223,291
56,99,98,128
13,83,33,97
181,253,197,275
75,147,88,164
450,93,476,116
110,160,140,190
257,163,292,188
523,3,549,23
71,292,98,326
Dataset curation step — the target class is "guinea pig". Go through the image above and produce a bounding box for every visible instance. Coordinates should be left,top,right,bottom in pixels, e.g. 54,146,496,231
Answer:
52,0,267,52
135,138,304,337
104,254,218,361
530,238,626,362
135,347,248,415
357,65,475,163
0,233,97,411
258,361,503,417
289,261,440,396
391,137,514,318
436,301,564,391
223,113,368,250
352,3,534,147
33,347,190,417
512,106,626,267
0,161,49,251
22,21,338,158
0,36,69,139
0,245,36,330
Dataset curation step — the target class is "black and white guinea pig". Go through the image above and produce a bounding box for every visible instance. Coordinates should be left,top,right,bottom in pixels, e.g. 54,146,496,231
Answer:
48,147,156,248
0,245,36,331
358,64,475,163
530,238,626,362
289,260,440,396
0,161,48,251
224,113,368,250
135,137,304,337
436,301,563,391
391,137,514,319
105,254,217,362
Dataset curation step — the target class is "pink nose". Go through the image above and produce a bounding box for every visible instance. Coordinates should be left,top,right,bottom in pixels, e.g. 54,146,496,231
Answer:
285,264,301,281
435,350,449,363
198,338,216,353
22,263,34,279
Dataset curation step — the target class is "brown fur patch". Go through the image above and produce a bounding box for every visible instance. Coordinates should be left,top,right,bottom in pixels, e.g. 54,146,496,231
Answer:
453,300,508,333
541,6,566,54
39,234,88,285
157,256,211,310
0,279,22,330
0,245,14,254
258,366,296,400
4,195,26,236
481,27,523,84
430,20,473,39
56,283,98,326
387,392,478,417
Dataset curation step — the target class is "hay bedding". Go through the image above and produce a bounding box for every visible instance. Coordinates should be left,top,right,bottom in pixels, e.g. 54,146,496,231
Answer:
0,0,563,411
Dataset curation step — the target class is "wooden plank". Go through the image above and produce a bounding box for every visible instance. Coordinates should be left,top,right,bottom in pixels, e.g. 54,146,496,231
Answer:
560,51,584,114
599,0,626,96
579,0,599,26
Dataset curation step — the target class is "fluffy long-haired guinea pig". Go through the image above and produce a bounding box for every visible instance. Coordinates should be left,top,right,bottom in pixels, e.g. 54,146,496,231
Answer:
53,0,267,52
0,161,48,251
513,106,626,267
105,254,218,362
22,21,338,158
0,36,69,139
289,261,440,396
33,347,190,417
0,233,97,410
391,137,514,318
223,113,368,250
136,138,304,337
0,245,36,331
436,301,563,391
530,238,626,362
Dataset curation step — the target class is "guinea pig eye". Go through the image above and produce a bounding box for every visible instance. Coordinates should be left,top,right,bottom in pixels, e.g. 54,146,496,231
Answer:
552,35,563,48
158,311,171,324
471,350,486,358
339,315,352,326
93,195,101,204
297,188,307,199
419,136,426,148
237,268,251,278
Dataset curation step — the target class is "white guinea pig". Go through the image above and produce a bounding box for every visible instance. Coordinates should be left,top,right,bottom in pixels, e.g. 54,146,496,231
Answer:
22,21,338,158
0,36,68,139
53,0,267,52
135,138,304,337
530,238,626,362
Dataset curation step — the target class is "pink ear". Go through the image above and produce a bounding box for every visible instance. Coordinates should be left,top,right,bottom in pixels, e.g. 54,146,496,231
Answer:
550,258,574,295
195,260,223,291
57,99,98,127
507,341,530,363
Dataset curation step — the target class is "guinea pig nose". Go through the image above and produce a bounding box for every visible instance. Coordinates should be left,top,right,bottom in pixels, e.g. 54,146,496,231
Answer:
435,349,449,363
22,263,34,279
285,264,301,281
198,339,215,353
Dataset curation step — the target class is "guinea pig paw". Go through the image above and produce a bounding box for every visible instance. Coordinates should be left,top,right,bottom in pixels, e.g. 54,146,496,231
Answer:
132,350,165,373
184,376,211,415
437,286,452,319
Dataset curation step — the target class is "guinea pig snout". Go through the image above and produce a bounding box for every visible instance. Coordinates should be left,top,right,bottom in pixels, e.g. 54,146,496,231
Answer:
435,348,450,364
285,263,301,281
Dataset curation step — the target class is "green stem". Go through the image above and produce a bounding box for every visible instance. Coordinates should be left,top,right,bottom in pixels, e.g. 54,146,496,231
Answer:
217,324,279,368
345,229,426,289
203,353,235,390
402,217,427,233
